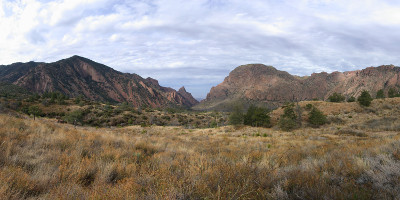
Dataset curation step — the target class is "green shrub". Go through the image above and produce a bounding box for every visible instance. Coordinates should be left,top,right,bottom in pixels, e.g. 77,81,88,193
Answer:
358,90,373,107
328,92,345,102
63,109,84,124
210,120,218,128
28,105,42,120
305,104,313,110
114,102,133,114
279,117,298,132
279,103,298,131
347,96,356,102
308,107,327,127
375,89,385,99
388,88,400,98
243,105,271,128
0,82,31,99
229,104,244,126
74,98,81,104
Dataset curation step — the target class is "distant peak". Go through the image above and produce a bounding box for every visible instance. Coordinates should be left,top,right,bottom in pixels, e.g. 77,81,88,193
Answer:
230,64,279,77
177,86,199,105
178,86,187,93
146,77,159,86
234,64,277,72
68,55,88,61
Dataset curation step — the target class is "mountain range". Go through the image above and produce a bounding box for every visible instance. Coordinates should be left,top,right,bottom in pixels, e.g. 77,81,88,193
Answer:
0,55,198,108
1,56,400,111
194,64,400,111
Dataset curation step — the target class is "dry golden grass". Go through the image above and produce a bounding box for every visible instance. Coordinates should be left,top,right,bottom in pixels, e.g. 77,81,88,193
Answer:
1,98,400,199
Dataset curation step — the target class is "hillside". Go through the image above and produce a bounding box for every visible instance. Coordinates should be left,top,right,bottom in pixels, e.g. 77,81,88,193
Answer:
0,82,31,99
194,64,400,110
0,56,198,108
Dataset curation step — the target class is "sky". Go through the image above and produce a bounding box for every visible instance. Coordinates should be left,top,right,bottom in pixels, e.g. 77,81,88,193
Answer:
1,0,400,99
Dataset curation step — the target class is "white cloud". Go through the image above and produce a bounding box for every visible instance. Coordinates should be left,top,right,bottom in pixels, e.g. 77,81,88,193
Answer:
1,0,400,98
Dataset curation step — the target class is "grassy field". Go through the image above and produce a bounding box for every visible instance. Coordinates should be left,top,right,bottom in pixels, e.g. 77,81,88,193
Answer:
0,98,400,199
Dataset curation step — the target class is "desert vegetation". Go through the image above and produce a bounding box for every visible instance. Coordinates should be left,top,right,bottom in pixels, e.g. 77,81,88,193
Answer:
328,92,345,102
1,97,400,199
1,82,400,199
0,92,228,128
358,90,373,107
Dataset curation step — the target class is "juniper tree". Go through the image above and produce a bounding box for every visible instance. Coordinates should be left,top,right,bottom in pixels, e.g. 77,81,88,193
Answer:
328,92,345,102
308,107,327,127
279,103,298,131
358,90,373,107
229,103,244,126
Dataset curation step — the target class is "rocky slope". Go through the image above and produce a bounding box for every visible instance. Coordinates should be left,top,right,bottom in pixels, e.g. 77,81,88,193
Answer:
0,56,198,108
194,64,400,110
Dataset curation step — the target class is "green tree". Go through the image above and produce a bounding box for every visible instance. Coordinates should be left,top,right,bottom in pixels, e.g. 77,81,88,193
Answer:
308,107,327,127
28,105,42,120
210,120,218,128
244,105,271,128
376,89,385,99
347,96,356,102
229,104,244,126
388,88,399,98
74,95,85,104
244,105,256,125
358,90,373,107
328,92,345,102
63,109,84,125
74,97,81,104
305,104,313,110
279,103,298,131
27,94,40,102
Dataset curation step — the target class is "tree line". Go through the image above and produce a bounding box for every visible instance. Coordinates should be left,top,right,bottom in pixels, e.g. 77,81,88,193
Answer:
229,103,327,131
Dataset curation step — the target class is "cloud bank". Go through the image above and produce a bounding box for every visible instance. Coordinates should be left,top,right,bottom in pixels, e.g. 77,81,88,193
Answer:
1,0,400,98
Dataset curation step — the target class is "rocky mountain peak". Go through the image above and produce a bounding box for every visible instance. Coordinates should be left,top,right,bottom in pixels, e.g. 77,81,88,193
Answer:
178,86,187,93
0,56,198,108
177,86,198,106
146,77,160,86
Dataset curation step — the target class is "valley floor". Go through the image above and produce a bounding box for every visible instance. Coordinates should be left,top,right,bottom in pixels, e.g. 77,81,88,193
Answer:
1,99,400,199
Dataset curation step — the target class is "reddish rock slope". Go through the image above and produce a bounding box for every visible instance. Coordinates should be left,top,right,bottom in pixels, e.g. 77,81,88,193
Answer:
0,56,198,108
194,64,400,110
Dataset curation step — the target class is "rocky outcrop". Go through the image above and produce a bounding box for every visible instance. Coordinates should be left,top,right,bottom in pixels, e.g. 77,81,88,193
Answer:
194,64,400,111
0,55,198,108
177,87,198,107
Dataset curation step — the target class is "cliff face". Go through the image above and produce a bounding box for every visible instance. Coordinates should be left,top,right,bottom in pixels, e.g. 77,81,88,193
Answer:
195,64,400,110
0,55,198,108
178,87,199,106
